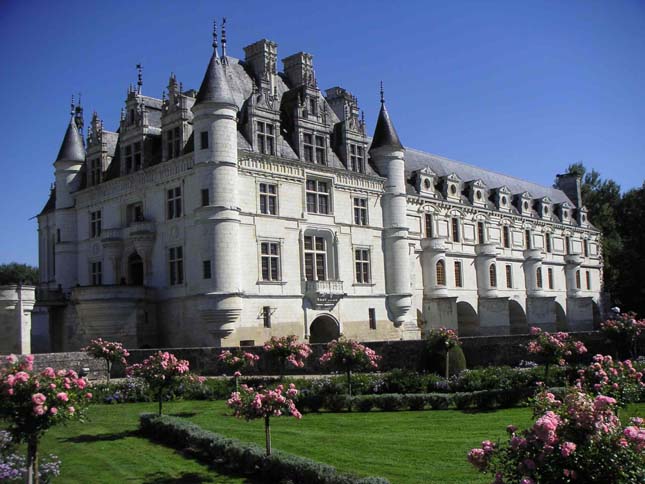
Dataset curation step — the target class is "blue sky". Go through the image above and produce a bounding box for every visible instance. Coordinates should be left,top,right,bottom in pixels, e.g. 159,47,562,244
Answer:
1,0,643,266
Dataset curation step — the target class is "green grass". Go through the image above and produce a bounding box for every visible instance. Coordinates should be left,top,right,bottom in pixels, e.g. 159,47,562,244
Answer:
37,401,645,484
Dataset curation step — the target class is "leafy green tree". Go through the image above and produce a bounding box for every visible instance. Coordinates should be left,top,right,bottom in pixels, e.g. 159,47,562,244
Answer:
0,262,39,285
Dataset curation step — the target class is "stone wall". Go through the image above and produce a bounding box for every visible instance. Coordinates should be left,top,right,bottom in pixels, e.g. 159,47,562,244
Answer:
12,331,642,380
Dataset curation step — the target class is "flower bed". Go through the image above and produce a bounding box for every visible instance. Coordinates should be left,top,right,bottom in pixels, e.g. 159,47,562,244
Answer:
139,413,389,484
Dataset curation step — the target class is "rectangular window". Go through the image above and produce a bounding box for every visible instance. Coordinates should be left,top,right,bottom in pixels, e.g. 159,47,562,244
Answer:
256,122,276,155
503,226,510,248
546,233,552,253
173,126,181,158
451,217,460,242
525,229,532,249
566,236,571,255
369,308,376,330
167,186,182,219
124,145,133,173
201,188,209,207
260,242,281,281
548,268,554,289
349,144,365,173
169,246,184,286
259,183,278,215
505,264,513,288
304,235,326,281
536,268,543,289
355,248,371,284
309,97,318,116
166,129,175,160
454,261,463,288
583,240,589,257
315,136,326,165
133,142,142,171
303,133,314,162
90,158,101,185
263,306,272,328
306,179,330,214
90,210,102,238
126,202,143,226
575,270,581,289
586,271,591,290
477,222,485,244
203,260,211,279
56,229,61,243
200,131,209,150
240,340,255,347
90,261,102,286
424,213,433,238
353,197,368,225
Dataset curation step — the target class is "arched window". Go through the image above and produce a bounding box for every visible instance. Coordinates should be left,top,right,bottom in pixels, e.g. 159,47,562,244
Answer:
489,264,497,288
536,267,543,288
436,260,446,286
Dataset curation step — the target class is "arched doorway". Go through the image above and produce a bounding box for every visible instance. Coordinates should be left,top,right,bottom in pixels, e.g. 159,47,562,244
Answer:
555,301,567,331
509,300,528,335
457,301,479,336
128,252,144,285
309,315,340,344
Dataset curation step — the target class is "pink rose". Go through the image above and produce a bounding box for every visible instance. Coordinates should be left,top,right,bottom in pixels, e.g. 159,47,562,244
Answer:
56,392,69,402
68,406,75,415
561,441,576,457
50,407,58,415
33,405,46,416
31,393,46,405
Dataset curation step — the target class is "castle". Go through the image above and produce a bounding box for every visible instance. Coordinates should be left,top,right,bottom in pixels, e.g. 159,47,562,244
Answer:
35,23,603,351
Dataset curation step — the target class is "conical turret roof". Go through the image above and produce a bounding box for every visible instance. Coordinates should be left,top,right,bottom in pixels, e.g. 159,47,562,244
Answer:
194,51,236,106
369,101,403,152
56,117,85,162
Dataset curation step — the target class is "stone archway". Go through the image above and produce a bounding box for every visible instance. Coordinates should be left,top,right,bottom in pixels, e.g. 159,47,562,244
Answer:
555,301,567,331
128,252,144,286
509,300,528,335
457,301,479,336
309,314,340,344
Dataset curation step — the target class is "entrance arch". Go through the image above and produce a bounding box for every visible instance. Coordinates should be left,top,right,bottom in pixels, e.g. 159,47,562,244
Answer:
555,301,567,331
309,314,340,344
509,300,528,335
128,252,144,285
457,301,479,336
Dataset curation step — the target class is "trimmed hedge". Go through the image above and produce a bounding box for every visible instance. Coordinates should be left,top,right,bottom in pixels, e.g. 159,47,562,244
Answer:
139,413,389,484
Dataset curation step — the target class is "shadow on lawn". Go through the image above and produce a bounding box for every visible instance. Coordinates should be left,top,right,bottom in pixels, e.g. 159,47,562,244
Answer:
141,471,215,483
61,429,138,443
169,412,197,418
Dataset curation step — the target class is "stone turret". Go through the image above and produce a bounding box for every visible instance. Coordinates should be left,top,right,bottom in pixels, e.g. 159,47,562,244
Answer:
192,21,242,344
53,104,85,290
369,89,415,338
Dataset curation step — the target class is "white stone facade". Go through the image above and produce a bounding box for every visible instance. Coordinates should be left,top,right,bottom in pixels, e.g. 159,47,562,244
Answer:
35,33,603,351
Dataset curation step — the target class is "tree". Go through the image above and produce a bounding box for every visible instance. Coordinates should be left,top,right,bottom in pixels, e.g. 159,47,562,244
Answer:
0,263,39,285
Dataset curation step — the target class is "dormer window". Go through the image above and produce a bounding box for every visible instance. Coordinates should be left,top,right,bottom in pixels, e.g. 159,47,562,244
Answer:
416,168,436,197
304,133,326,164
133,142,142,171
125,145,132,173
349,144,365,173
257,121,276,155
495,186,512,211
303,133,314,162
450,184,457,195
443,173,462,201
309,97,318,117
89,158,101,186
166,126,181,160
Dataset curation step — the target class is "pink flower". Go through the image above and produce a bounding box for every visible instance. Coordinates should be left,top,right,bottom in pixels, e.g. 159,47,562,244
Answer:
68,406,76,415
50,407,58,415
56,392,69,402
41,367,56,378
233,371,242,377
561,441,576,457
85,392,93,399
33,405,46,416
31,393,46,405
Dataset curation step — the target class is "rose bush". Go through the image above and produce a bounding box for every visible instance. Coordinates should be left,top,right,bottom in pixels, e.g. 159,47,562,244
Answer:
427,327,461,378
126,351,195,415
319,337,380,396
601,311,645,358
468,387,645,483
527,327,587,383
227,383,301,455
576,354,645,407
217,349,260,391
81,338,129,382
0,355,91,484
263,335,312,376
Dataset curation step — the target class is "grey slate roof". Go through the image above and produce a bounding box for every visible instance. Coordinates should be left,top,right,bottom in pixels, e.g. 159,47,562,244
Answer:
195,52,236,106
369,103,403,152
56,118,85,162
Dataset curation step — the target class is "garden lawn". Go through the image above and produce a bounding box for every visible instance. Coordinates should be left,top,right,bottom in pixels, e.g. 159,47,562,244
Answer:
38,401,644,484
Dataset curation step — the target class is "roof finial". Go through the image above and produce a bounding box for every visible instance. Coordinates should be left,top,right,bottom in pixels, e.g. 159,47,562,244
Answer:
136,63,143,94
212,18,219,56
70,95,75,117
221,17,228,61
380,81,384,104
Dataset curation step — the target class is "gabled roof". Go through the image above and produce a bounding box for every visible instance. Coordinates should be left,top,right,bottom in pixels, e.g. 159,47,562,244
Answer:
56,118,85,162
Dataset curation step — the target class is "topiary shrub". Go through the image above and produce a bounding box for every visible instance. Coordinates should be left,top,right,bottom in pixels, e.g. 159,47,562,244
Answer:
353,395,376,412
427,393,452,410
298,389,324,413
381,369,426,394
374,394,404,412
454,392,475,410
406,394,426,411
446,345,467,376
324,393,351,412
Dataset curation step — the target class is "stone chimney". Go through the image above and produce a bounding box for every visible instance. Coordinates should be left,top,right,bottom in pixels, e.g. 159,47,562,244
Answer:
243,39,278,82
556,173,582,208
282,52,315,88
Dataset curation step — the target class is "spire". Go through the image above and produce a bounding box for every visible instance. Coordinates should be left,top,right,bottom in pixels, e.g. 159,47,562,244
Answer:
369,82,403,152
194,20,236,106
56,100,86,162
221,17,228,65
136,63,143,94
